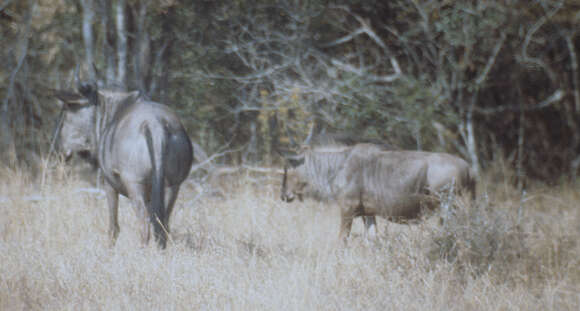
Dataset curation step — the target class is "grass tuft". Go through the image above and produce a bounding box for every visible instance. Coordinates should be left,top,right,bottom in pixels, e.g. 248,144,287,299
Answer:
1,161,580,310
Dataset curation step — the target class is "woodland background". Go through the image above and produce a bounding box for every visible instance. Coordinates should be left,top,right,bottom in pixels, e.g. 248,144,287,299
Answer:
2,0,580,183
4,2,580,309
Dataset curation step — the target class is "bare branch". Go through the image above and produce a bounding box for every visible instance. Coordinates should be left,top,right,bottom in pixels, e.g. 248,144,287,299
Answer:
327,4,402,80
475,89,564,115
520,0,564,84
190,145,246,174
408,0,432,39
319,27,365,48
331,58,401,83
475,31,506,86
240,165,284,175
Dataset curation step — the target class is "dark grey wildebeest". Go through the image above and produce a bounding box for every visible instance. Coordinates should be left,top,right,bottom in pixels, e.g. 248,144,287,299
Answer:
55,84,193,248
280,144,475,242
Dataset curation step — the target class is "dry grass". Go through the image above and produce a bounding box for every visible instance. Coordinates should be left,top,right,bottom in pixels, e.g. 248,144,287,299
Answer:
1,161,580,310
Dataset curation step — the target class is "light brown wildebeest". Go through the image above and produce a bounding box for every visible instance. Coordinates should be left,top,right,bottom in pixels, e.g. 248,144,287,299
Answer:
54,84,193,248
305,133,397,237
280,143,475,242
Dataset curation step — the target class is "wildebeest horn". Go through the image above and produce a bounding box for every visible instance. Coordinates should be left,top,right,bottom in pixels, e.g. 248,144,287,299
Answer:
53,90,90,107
286,155,305,168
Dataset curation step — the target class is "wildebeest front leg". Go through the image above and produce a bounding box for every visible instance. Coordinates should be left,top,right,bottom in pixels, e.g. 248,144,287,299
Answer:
339,207,356,243
105,183,120,247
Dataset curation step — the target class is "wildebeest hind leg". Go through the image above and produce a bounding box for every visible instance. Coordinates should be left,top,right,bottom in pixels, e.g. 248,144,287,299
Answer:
125,182,151,246
362,216,377,241
162,185,180,236
105,183,120,247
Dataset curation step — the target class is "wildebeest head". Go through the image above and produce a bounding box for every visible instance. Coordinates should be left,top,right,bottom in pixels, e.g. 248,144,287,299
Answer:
53,85,97,161
54,84,138,163
280,154,306,202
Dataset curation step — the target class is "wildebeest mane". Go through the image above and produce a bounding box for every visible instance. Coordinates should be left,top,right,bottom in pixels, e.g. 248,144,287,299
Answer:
308,133,397,150
298,146,352,201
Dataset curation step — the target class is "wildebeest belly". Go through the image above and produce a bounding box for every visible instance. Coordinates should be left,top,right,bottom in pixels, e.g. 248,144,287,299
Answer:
361,191,428,220
337,154,430,221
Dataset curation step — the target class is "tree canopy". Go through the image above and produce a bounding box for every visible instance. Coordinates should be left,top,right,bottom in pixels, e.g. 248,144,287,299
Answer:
2,0,580,182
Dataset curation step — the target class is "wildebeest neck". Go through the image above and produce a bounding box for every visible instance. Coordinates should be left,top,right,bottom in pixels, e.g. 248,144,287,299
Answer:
95,90,139,136
298,147,352,200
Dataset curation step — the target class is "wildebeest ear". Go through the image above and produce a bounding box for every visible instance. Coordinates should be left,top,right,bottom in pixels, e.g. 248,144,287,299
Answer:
53,90,90,108
107,90,139,104
126,90,139,102
287,155,305,168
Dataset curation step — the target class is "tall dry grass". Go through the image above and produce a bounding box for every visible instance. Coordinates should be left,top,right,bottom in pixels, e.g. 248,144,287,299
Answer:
1,160,580,310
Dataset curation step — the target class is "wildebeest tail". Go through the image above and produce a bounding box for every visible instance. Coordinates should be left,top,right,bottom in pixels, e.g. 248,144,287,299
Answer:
144,123,168,248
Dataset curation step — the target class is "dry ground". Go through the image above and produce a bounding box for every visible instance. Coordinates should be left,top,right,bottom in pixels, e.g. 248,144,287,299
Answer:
1,161,580,310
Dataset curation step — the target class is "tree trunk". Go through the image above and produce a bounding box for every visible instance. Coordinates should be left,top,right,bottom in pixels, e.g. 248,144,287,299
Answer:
81,0,96,82
2,0,33,159
516,93,526,191
98,0,115,85
465,94,480,177
115,0,127,88
134,0,151,96
156,6,175,104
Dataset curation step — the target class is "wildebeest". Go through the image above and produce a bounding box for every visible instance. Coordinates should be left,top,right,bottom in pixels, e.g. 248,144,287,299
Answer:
280,143,475,242
304,133,398,237
54,84,193,248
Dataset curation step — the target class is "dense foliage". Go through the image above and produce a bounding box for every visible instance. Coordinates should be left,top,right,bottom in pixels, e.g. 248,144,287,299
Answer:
2,0,580,181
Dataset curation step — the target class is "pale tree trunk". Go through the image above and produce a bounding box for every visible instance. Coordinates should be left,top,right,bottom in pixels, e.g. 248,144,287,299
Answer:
80,0,96,82
465,95,480,177
2,0,33,159
115,0,127,88
458,84,480,178
516,90,526,191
